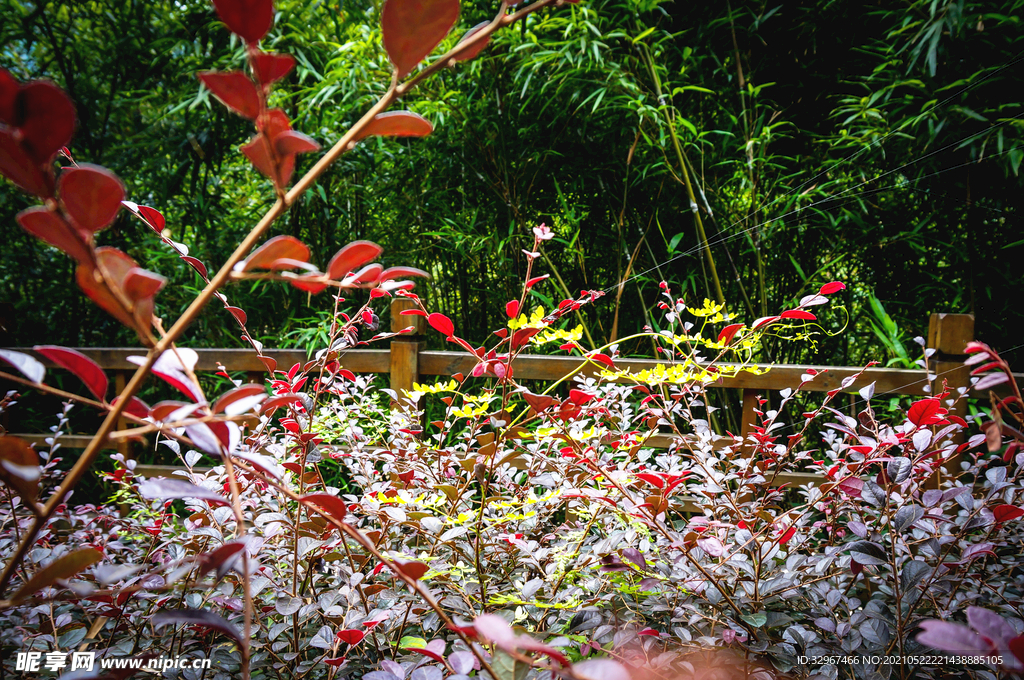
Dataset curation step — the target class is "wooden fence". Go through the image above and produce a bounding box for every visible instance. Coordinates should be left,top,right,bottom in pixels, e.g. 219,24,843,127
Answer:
2,303,1000,488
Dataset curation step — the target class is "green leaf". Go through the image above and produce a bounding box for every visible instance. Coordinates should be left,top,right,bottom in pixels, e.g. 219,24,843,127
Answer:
741,612,767,628
631,26,656,44
492,649,529,680
398,636,427,649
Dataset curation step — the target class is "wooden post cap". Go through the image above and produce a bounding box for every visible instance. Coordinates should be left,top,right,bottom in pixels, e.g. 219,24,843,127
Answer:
927,313,975,357
391,298,427,335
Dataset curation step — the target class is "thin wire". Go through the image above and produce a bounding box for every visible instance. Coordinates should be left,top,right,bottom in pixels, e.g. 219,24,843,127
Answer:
729,49,1024,238
604,119,1023,296
744,340,1024,443
594,48,1024,295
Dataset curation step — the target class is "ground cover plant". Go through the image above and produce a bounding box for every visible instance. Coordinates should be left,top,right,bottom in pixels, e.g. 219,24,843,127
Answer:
2,0,1024,679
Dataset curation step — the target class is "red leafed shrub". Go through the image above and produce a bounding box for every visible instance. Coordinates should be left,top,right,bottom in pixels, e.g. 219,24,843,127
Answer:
3,1,1024,680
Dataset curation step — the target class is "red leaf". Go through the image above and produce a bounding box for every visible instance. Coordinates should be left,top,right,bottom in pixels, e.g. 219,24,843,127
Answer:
393,559,429,581
0,69,14,121
0,130,52,196
130,348,202,402
196,541,246,578
327,240,383,280
588,352,616,369
405,643,446,663
819,281,846,295
781,309,816,321
752,315,780,330
241,235,309,272
123,267,166,302
259,107,292,139
525,274,549,290
400,309,427,317
838,477,863,498
569,389,594,406
355,111,433,141
379,266,429,282
16,207,91,264
428,313,454,337
14,81,76,165
336,629,364,645
452,21,491,62
111,395,150,418
1010,636,1024,666
381,0,460,78
33,346,108,401
515,638,570,667
511,327,540,349
252,52,295,86
149,400,192,423
717,323,744,344
58,164,125,233
224,306,247,324
213,384,266,414
240,134,277,182
302,493,348,524
291,274,329,294
273,129,320,156
77,251,137,329
0,436,40,502
181,256,208,278
635,473,665,489
198,71,261,119
908,398,946,427
506,300,520,318
260,393,303,414
211,0,274,44
344,263,383,286
993,505,1024,524
522,390,556,412
138,205,165,232
778,526,796,545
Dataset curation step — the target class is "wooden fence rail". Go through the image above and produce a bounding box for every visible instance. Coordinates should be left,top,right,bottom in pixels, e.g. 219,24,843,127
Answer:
2,305,1010,489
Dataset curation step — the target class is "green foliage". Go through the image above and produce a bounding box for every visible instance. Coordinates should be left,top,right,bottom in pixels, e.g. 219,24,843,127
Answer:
2,0,1022,366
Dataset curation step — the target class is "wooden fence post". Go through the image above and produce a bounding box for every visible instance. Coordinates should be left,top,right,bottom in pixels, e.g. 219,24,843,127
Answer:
390,298,426,409
927,312,974,482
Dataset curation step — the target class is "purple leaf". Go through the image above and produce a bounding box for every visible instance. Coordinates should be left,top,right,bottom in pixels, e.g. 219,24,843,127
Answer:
473,614,516,647
447,651,476,675
697,536,726,557
974,372,1009,391
410,667,443,680
185,422,225,456
917,620,988,654
232,449,284,480
962,542,996,562
967,607,1017,648
138,478,227,504
572,659,632,680
128,348,202,401
621,546,647,570
197,541,246,579
0,348,45,383
151,609,242,644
